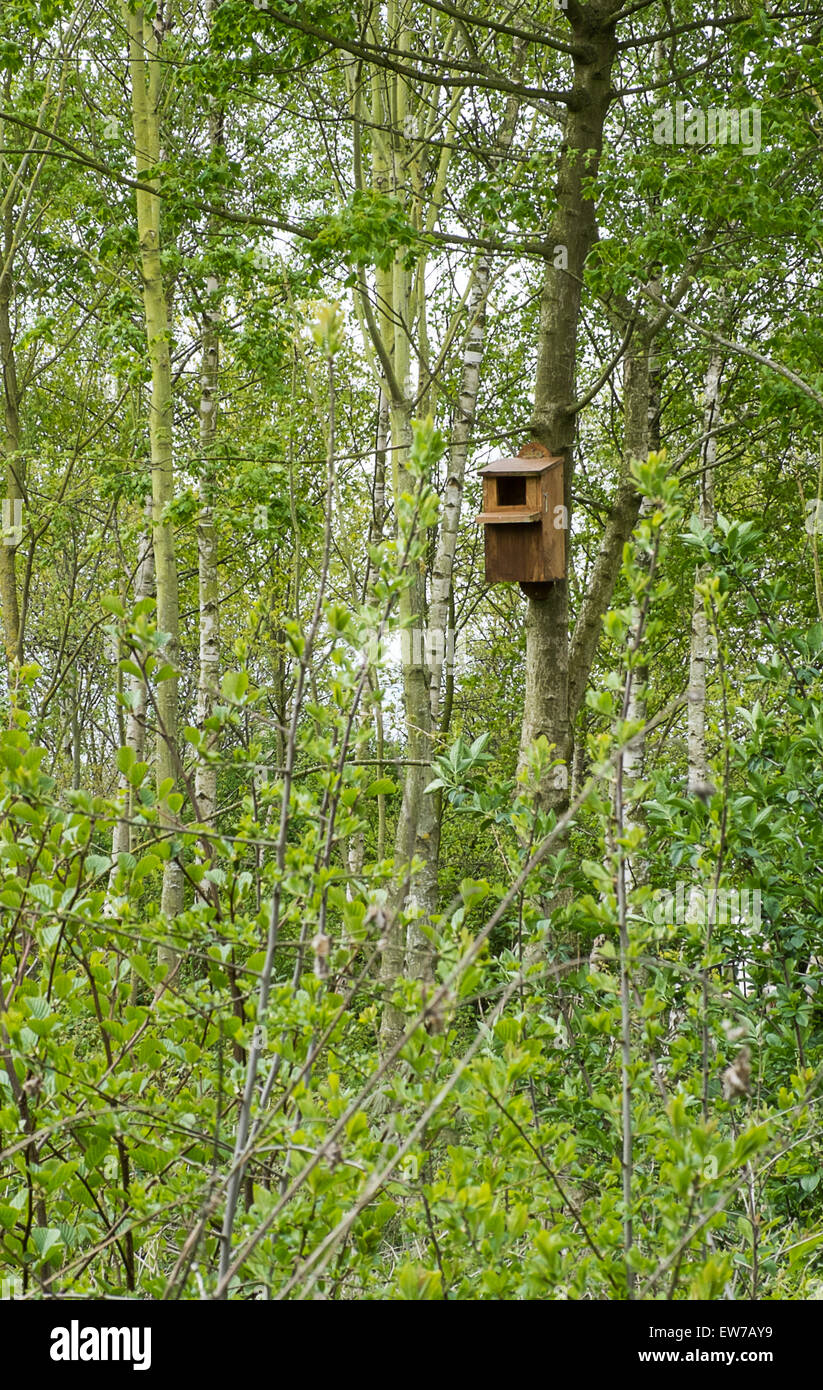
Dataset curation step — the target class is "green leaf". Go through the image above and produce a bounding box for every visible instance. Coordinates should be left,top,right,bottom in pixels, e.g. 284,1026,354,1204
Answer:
116,745,136,775
31,1227,62,1258
221,669,249,702
364,778,395,798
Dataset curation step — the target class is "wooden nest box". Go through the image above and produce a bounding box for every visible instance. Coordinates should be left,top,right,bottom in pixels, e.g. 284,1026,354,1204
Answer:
475,441,565,586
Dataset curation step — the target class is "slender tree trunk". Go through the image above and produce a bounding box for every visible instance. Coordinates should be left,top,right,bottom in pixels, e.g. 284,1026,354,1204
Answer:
372,391,389,865
196,344,219,825
520,5,680,821
373,7,435,1049
380,399,427,1048
406,256,491,977
0,205,23,671
195,19,223,829
619,317,662,886
408,75,522,973
347,391,390,890
620,50,665,826
427,256,491,727
688,349,721,794
126,5,182,964
388,2,430,881
111,510,154,873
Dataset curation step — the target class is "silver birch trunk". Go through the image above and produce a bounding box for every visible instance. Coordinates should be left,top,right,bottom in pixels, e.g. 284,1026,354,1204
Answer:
408,78,522,962
195,38,222,828
687,349,721,795
110,512,154,877
427,255,490,725
347,390,389,893
126,5,183,965
621,318,662,835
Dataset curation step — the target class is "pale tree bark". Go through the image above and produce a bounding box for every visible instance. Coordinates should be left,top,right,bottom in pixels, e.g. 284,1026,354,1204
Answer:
405,255,491,979
126,5,182,965
425,50,524,728
382,394,427,1045
567,477,643,726
110,509,154,876
195,4,223,829
195,323,220,825
347,8,524,1044
387,36,430,879
427,255,491,728
0,177,23,671
347,390,389,892
372,391,389,865
345,4,436,1050
618,315,662,885
373,21,507,1035
395,5,434,890
687,349,721,796
621,42,667,825
806,444,823,624
408,68,525,983
0,69,66,672
689,351,722,1101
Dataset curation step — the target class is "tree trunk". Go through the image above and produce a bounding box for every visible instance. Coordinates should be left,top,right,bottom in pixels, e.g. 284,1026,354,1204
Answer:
620,317,662,885
366,9,436,1049
408,73,523,975
111,510,154,873
0,202,23,671
195,22,223,830
427,255,491,727
126,5,182,966
406,255,491,978
347,390,389,891
520,4,621,809
687,348,721,794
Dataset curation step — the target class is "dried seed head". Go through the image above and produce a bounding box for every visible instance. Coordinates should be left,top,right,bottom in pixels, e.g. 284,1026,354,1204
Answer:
312,932,331,980
722,1046,751,1101
589,934,608,969
364,902,388,934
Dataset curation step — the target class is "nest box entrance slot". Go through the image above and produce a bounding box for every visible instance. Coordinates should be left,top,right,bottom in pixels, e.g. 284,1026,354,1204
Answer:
496,476,526,508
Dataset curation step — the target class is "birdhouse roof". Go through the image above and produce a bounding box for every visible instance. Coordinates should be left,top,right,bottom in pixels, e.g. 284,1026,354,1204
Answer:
479,453,563,476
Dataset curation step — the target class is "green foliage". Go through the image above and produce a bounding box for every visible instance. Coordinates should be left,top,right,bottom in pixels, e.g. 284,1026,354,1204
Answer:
308,191,421,272
3,0,823,1308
